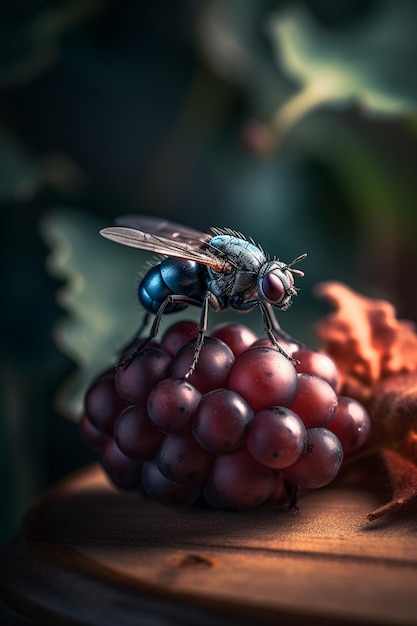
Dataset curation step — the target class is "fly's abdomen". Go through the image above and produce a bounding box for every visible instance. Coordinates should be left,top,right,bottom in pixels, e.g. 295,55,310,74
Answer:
138,258,206,314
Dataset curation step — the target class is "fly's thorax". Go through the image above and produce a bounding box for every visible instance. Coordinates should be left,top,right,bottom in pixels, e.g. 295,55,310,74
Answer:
207,235,266,272
258,261,296,310
206,235,266,308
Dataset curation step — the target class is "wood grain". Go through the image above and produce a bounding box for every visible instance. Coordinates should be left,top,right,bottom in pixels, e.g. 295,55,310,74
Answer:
1,458,417,626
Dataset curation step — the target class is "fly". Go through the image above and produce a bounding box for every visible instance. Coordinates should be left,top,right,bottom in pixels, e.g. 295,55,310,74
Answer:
100,215,307,375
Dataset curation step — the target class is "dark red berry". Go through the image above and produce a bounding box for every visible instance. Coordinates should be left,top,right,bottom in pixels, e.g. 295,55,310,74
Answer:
115,347,171,405
171,336,234,394
228,346,298,410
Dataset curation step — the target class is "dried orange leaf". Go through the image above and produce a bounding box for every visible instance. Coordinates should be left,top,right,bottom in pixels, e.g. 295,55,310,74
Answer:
315,281,417,401
368,448,417,521
315,282,417,520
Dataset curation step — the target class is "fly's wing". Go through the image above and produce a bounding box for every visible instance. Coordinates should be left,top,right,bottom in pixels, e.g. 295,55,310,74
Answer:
114,215,211,247
100,225,231,272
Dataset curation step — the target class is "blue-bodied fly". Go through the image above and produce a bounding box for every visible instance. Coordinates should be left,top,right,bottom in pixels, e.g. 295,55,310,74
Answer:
100,215,307,375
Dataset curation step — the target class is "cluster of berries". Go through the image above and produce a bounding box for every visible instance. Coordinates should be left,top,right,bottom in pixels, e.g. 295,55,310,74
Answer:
80,320,371,510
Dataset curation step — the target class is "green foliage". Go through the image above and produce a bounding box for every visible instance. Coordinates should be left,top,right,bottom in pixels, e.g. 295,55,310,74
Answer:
0,126,40,202
0,0,104,88
40,209,143,420
267,1,417,133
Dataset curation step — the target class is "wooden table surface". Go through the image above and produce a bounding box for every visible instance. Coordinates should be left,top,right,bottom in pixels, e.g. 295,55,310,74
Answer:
1,457,417,626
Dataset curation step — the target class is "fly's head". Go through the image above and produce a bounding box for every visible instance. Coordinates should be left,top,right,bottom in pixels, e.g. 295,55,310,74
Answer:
258,254,307,310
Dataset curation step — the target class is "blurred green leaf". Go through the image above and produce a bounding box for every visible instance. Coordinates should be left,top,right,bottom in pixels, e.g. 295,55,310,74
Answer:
266,0,417,136
40,208,144,420
198,0,291,118
333,131,417,229
0,126,40,202
0,0,105,88
0,126,85,203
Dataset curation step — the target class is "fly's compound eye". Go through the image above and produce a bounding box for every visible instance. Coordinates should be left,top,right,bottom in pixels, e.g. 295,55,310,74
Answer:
261,272,285,304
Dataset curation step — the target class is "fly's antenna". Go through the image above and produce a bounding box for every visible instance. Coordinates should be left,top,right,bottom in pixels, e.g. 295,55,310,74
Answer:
285,253,307,277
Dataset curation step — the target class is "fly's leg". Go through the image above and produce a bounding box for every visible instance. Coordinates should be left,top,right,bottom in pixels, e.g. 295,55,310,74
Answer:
117,295,202,369
264,302,305,349
117,336,152,369
136,311,151,338
117,311,151,361
259,302,300,365
288,483,300,513
183,293,210,379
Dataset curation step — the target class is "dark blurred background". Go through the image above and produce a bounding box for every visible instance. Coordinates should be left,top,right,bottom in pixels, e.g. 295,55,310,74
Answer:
1,0,417,546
